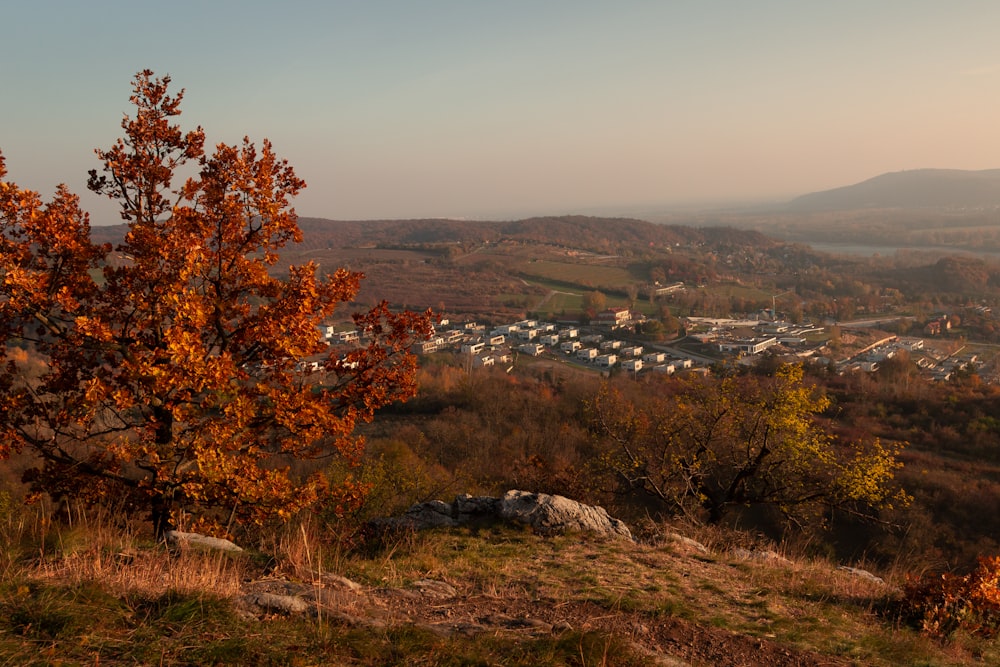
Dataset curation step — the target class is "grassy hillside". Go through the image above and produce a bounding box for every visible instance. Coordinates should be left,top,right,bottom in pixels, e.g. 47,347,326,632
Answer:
0,501,994,666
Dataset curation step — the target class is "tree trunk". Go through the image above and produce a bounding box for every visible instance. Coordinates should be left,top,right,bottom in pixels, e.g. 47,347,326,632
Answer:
151,491,175,539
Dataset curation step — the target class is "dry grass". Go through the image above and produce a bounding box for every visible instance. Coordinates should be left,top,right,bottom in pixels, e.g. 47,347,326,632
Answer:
0,497,997,665
332,523,1000,666
0,499,247,599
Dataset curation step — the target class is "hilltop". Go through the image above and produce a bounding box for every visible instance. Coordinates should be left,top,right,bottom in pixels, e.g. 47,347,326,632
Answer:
2,499,995,666
786,169,1000,212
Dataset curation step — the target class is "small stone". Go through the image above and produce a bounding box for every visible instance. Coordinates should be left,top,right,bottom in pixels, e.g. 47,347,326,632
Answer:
164,530,242,553
665,533,709,554
320,573,363,591
249,592,309,615
412,578,458,598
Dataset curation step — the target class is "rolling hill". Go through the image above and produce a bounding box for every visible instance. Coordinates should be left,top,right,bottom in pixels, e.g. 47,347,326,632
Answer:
787,168,1000,211
90,215,774,253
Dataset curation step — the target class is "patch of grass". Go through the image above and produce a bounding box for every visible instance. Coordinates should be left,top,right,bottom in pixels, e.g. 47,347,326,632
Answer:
328,626,651,667
697,581,727,596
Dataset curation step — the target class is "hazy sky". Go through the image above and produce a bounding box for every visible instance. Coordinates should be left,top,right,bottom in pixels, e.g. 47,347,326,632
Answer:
5,1,1000,223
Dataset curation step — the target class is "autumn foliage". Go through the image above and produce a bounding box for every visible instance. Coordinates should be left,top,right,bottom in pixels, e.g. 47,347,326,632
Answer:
587,364,908,526
903,556,1000,640
0,71,431,533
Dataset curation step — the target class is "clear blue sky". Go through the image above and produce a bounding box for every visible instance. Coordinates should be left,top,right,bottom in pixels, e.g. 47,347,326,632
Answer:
4,1,1000,223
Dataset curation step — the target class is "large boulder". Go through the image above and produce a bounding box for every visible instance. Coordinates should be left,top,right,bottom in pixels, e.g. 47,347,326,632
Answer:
500,490,633,540
397,499,457,528
454,493,501,522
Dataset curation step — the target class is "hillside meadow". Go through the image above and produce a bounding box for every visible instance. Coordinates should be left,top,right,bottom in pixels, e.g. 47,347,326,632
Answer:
0,495,996,666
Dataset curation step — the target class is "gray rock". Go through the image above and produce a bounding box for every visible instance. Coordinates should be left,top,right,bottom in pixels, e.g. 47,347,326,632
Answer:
398,499,457,529
454,494,501,522
411,578,458,598
164,530,242,553
247,592,309,615
320,573,364,592
500,490,633,540
838,566,885,585
665,533,710,554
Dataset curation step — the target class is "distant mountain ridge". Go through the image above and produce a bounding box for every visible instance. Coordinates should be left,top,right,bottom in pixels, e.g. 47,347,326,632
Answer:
787,168,1000,211
295,215,775,252
91,215,773,252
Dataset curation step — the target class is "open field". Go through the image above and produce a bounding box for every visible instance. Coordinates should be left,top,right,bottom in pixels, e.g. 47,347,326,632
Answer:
516,259,641,289
534,289,584,315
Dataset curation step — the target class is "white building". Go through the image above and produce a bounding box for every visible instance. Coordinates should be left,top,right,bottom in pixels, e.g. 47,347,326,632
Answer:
596,353,618,368
472,355,495,368
412,340,440,354
718,337,777,356
898,337,925,351
461,342,485,355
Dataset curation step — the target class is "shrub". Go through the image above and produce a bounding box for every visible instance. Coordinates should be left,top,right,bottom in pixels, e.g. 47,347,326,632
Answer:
902,555,1000,640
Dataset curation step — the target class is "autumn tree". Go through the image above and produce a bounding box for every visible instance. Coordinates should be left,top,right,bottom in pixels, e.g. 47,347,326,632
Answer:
582,290,606,318
587,364,908,526
658,305,680,335
625,284,640,308
0,71,431,535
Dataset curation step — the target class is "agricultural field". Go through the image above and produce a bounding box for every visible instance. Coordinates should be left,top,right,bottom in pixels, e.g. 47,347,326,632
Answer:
516,259,641,290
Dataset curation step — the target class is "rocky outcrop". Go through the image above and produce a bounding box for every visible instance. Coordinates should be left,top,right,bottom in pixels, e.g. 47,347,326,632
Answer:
395,500,457,529
499,490,633,540
383,490,632,541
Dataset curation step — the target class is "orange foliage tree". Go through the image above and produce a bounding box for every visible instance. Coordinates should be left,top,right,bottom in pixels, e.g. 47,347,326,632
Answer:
0,71,431,535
